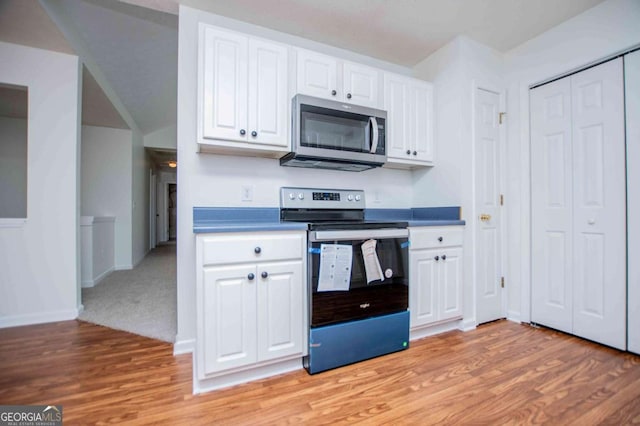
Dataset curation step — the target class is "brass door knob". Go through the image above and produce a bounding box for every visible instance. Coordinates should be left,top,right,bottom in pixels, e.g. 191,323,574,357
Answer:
479,214,491,222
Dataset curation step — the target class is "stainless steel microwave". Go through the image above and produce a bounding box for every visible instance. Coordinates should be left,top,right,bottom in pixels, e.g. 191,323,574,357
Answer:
280,94,387,172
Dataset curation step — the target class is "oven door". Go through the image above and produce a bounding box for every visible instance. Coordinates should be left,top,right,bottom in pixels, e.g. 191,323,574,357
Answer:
308,228,409,327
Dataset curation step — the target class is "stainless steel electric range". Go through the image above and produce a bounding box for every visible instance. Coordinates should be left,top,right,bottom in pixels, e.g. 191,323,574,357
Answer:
280,187,410,374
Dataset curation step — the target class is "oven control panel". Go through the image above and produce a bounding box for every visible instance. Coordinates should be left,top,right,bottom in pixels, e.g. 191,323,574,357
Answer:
280,187,365,209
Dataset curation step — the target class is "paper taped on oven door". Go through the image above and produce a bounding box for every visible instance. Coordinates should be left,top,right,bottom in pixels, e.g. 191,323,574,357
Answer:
318,244,352,291
361,239,384,283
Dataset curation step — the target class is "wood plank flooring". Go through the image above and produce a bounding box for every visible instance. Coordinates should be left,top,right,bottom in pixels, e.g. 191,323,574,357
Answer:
1,320,639,425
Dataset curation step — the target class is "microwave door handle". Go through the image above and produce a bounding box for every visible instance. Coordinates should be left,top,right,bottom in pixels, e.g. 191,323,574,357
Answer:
369,117,379,153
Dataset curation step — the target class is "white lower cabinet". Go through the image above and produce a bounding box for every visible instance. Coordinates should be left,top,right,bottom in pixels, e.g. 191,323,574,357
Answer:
196,231,306,388
409,227,463,330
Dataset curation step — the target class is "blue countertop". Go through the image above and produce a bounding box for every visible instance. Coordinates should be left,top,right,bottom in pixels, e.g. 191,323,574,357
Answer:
193,207,465,233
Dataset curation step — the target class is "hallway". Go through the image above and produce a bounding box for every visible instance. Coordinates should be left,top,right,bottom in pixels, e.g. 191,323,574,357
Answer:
79,243,176,342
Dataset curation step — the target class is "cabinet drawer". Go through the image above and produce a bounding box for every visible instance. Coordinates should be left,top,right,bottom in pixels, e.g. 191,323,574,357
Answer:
409,227,463,250
201,232,304,265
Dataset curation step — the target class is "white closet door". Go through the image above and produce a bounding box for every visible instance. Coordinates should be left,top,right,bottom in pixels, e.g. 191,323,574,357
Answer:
531,77,574,333
570,58,626,350
626,50,640,355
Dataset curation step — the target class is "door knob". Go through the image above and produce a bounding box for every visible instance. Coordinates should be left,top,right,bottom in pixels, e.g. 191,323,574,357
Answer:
588,218,596,225
247,273,255,281
479,214,491,222
261,271,268,279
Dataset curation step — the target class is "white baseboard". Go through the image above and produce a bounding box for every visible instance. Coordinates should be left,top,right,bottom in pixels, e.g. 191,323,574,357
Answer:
81,267,114,288
193,358,303,395
410,319,463,341
507,310,522,324
173,338,195,355
0,308,79,328
459,318,477,332
115,264,133,271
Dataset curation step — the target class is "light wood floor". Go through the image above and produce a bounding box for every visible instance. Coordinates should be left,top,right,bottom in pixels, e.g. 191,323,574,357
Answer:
1,320,639,425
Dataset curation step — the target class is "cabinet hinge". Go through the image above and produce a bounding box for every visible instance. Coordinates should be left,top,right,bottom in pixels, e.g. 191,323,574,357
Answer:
501,277,505,288
500,194,504,206
499,112,507,125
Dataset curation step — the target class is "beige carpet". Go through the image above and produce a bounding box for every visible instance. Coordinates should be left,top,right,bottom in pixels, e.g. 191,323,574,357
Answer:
79,242,177,343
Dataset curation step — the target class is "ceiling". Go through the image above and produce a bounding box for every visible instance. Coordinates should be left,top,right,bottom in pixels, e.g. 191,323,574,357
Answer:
1,0,606,138
125,0,605,66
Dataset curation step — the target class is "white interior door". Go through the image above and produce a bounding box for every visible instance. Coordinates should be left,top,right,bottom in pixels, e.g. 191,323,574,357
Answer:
530,58,626,350
530,77,574,333
570,58,626,350
625,50,640,355
475,88,504,324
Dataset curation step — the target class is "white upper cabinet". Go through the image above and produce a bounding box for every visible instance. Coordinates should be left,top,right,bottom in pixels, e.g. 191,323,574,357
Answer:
199,24,288,155
296,49,338,100
384,72,434,168
342,61,380,108
296,48,381,108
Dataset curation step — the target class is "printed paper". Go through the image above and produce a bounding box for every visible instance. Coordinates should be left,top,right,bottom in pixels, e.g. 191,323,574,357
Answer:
361,239,384,284
318,244,352,292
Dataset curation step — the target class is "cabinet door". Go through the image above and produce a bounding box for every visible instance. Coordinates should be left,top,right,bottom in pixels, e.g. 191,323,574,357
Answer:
410,81,434,163
409,250,438,328
439,248,463,321
248,38,288,147
384,73,410,159
256,261,304,361
343,61,380,108
296,49,338,100
201,26,248,142
201,264,257,375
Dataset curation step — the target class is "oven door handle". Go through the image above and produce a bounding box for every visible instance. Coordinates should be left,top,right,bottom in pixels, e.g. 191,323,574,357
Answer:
311,228,408,242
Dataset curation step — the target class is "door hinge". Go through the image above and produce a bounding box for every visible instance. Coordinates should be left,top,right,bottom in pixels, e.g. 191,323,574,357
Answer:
499,112,507,124
500,194,504,206
501,277,505,288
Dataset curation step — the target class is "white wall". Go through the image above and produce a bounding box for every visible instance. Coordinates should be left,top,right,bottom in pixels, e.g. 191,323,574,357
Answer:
81,125,133,269
0,116,27,218
144,124,177,150
0,41,81,327
176,6,415,351
504,0,640,323
411,36,505,328
626,49,640,354
132,130,150,267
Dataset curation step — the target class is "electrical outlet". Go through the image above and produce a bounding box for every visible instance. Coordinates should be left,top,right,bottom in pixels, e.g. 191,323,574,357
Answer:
241,185,254,202
373,191,381,203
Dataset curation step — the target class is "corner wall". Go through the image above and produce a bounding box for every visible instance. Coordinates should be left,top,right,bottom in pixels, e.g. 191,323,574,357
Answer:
412,36,505,327
132,129,150,267
0,41,81,327
81,125,133,269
